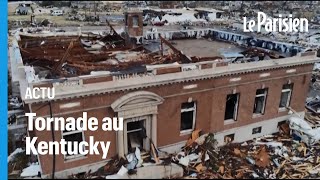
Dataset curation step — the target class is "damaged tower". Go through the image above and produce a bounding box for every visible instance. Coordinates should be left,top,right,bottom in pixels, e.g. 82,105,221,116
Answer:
124,10,144,45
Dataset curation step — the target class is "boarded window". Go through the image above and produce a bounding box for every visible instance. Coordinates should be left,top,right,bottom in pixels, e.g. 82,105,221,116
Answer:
252,127,262,134
279,84,293,108
180,102,196,132
224,93,239,120
253,88,268,114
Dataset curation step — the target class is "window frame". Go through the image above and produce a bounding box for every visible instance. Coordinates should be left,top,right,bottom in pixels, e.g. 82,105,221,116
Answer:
253,88,268,116
279,84,293,110
180,101,197,135
224,93,240,123
62,125,86,161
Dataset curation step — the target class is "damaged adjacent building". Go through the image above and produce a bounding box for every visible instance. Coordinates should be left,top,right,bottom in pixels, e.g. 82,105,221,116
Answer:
9,10,320,178
147,8,224,25
15,2,33,15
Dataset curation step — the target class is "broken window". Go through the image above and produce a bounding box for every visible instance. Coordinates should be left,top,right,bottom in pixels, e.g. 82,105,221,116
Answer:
132,15,139,27
253,88,268,115
252,127,262,134
62,124,85,160
224,134,235,143
224,93,240,121
127,120,146,153
180,102,196,133
279,84,293,108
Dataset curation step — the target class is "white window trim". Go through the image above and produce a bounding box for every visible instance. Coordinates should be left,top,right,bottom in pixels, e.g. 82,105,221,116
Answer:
253,89,268,116
224,93,239,122
279,86,292,109
62,127,86,161
180,102,196,135
224,119,236,125
127,128,143,133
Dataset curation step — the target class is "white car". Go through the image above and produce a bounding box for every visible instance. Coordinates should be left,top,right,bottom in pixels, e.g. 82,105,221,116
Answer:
51,10,63,16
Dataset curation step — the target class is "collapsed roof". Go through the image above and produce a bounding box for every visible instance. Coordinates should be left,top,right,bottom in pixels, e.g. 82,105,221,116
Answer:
18,34,218,79
16,28,289,80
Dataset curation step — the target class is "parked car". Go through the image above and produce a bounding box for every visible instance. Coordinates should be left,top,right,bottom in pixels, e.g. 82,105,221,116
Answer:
51,10,63,16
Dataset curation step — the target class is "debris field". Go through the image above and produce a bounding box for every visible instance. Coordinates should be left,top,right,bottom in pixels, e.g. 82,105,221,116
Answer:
67,115,320,179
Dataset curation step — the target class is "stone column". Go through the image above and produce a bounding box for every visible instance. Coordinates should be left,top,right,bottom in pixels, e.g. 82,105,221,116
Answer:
145,116,151,150
151,114,157,147
117,128,125,158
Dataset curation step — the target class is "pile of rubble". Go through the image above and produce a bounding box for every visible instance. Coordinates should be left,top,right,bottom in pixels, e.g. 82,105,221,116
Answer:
66,13,100,22
67,116,320,179
306,96,320,128
69,145,184,179
176,119,320,179
8,95,23,110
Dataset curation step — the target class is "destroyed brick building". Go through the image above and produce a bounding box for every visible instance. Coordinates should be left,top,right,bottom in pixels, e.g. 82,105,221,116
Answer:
9,10,320,178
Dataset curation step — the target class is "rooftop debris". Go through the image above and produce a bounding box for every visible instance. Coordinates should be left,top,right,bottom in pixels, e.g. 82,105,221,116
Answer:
241,47,280,60
17,34,223,79
17,30,286,80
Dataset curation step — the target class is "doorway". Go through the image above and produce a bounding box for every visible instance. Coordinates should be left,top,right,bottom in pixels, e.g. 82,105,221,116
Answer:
127,120,145,153
124,116,151,154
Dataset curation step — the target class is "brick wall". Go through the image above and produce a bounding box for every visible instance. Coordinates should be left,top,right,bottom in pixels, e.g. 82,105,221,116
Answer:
30,63,314,175
126,12,143,37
